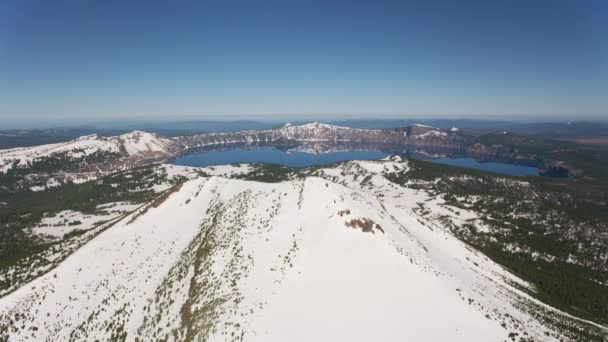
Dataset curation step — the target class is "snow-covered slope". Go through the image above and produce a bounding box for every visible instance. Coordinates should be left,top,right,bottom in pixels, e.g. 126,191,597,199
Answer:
0,131,183,192
0,134,120,173
276,121,366,141
118,130,178,156
0,131,178,173
0,157,598,341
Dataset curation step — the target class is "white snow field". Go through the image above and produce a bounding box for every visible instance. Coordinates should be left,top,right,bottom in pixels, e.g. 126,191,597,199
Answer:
0,135,120,173
0,158,595,341
32,202,141,239
119,131,177,156
0,131,177,174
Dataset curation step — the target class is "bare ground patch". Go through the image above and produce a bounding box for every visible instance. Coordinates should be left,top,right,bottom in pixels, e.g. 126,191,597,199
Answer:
345,218,384,234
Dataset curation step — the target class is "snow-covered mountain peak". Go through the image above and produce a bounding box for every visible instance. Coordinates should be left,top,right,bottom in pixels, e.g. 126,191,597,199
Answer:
119,130,156,140
297,121,339,130
301,121,326,128
75,133,100,141
0,134,121,173
0,130,180,176
0,158,590,341
118,130,176,156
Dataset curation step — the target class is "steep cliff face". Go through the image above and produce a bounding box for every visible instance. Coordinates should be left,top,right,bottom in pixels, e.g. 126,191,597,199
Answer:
276,121,388,142
178,122,464,149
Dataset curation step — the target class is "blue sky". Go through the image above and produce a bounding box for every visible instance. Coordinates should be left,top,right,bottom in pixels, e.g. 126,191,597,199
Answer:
0,0,606,126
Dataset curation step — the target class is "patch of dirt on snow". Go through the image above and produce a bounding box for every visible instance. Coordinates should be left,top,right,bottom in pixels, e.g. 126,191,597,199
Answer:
345,217,384,234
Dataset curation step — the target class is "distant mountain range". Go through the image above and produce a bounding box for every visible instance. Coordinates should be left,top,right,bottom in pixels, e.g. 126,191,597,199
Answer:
0,122,464,180
1,121,596,192
1,119,607,149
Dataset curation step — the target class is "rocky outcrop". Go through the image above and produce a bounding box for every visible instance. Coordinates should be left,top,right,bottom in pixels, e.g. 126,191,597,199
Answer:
540,160,583,178
465,143,538,163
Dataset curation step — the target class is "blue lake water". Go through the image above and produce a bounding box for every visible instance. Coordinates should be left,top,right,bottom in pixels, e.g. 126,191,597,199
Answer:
173,147,539,177
432,157,539,176
174,148,391,168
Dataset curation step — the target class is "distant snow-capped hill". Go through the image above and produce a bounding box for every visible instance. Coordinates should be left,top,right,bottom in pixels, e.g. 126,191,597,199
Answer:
275,121,459,145
118,130,180,156
0,131,179,173
277,121,366,141
0,134,119,173
0,131,181,193
178,121,464,148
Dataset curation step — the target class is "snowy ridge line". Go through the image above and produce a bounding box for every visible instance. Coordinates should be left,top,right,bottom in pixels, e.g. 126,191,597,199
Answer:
0,158,604,340
309,158,607,338
125,181,186,225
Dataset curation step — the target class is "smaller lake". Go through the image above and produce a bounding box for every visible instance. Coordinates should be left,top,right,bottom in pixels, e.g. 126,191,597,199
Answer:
173,147,539,177
432,157,539,176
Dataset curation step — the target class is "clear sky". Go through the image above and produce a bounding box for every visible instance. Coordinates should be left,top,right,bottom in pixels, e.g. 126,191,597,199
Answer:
0,0,607,126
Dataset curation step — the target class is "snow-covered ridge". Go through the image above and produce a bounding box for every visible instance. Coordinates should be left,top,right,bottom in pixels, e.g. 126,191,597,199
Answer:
0,136,121,173
416,129,448,139
0,158,600,341
273,121,375,142
177,121,462,150
280,121,362,131
0,130,178,174
292,121,357,131
118,130,177,156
